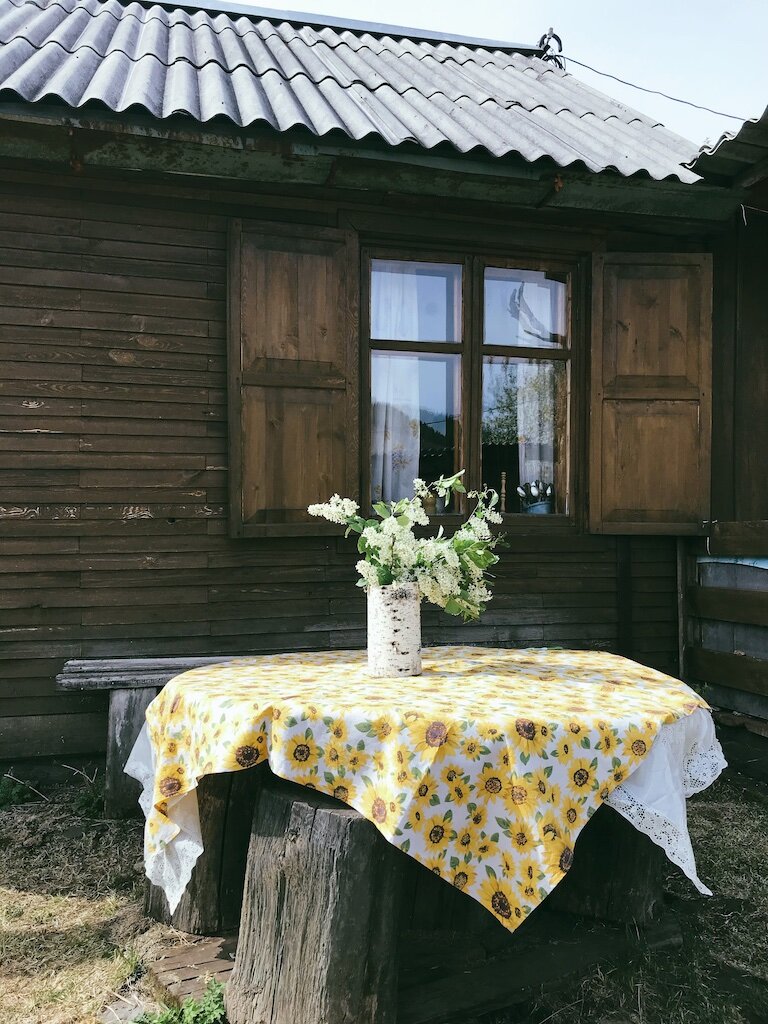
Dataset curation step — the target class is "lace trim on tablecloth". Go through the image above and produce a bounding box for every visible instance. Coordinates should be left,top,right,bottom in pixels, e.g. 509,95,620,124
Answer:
125,725,203,913
605,710,727,896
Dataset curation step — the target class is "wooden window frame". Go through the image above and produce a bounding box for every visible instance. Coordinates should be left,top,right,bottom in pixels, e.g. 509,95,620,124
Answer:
361,245,587,532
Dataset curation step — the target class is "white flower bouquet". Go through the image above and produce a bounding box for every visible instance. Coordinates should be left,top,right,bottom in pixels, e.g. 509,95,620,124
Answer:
308,471,503,621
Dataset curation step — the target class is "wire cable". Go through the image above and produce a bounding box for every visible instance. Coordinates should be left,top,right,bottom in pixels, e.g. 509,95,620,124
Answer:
559,54,749,121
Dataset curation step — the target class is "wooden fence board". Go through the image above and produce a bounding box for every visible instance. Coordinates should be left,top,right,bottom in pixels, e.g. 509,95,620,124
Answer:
709,521,768,557
688,585,768,627
687,647,768,698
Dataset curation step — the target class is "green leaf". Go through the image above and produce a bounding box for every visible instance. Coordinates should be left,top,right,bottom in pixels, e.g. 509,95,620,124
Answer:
401,838,411,852
450,857,459,869
486,865,497,879
580,736,591,749
429,793,440,805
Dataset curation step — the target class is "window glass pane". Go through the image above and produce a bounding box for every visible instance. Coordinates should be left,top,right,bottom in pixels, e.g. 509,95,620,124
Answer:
371,352,461,506
371,259,462,342
482,357,568,514
484,268,567,348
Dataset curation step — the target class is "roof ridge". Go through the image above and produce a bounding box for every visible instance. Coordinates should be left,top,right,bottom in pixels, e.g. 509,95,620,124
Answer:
6,0,540,51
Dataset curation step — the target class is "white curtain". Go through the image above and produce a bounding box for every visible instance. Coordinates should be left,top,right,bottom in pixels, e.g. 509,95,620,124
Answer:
517,362,555,487
370,264,421,503
514,281,563,489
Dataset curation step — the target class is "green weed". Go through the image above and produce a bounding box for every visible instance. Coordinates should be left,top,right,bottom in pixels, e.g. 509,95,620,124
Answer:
137,980,226,1024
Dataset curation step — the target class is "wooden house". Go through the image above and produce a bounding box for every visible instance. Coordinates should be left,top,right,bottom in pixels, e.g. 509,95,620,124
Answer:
0,0,748,771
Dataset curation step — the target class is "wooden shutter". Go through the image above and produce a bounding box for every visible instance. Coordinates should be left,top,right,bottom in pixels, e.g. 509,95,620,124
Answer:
228,221,359,537
589,253,712,534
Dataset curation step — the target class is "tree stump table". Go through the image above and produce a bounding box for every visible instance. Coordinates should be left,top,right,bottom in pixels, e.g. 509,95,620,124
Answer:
224,775,669,1024
144,765,264,935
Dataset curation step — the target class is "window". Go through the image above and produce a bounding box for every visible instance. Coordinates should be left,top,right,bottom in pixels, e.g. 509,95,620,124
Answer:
365,253,573,521
227,224,710,539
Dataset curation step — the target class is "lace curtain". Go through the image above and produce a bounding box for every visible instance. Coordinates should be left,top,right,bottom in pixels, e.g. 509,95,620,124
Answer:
370,263,421,502
508,279,565,491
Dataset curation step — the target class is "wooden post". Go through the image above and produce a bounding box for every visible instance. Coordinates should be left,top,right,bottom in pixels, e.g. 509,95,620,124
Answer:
226,779,402,1024
145,767,263,935
105,687,158,819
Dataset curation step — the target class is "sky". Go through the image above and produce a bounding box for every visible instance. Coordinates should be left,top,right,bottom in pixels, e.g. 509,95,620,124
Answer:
234,0,768,148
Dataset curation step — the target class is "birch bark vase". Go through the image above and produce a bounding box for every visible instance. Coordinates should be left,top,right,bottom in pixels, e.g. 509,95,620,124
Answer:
367,582,422,677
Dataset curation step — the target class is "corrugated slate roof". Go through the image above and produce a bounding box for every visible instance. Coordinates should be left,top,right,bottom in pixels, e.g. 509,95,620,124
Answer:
0,0,699,181
692,105,768,184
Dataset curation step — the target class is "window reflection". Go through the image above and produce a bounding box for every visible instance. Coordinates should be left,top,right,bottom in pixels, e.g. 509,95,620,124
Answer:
484,268,567,348
371,352,461,505
371,260,462,342
482,357,568,514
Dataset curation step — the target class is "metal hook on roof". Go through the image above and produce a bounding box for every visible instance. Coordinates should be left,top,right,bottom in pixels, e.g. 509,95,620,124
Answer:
538,27,565,69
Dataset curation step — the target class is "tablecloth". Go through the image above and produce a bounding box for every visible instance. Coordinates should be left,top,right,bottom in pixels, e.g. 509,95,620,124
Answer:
126,646,726,933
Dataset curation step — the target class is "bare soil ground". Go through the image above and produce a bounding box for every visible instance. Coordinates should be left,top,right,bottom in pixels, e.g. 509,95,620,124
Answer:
1,773,766,1024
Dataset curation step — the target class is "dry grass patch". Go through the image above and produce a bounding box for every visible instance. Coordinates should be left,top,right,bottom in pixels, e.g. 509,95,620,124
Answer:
0,788,175,1024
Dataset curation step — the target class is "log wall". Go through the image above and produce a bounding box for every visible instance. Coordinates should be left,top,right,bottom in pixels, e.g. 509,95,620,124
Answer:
0,170,681,761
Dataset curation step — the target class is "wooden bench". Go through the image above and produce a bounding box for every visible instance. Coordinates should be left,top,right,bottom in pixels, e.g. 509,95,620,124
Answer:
55,657,247,818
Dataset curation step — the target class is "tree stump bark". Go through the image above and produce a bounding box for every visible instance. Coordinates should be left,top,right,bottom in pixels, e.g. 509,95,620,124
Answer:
545,804,665,924
144,766,263,935
226,778,402,1024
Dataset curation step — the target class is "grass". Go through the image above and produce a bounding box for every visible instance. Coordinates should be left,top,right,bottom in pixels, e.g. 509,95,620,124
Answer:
0,773,766,1024
0,784,175,1024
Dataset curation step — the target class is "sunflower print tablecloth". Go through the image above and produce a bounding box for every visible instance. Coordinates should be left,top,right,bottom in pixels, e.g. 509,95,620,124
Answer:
138,646,714,933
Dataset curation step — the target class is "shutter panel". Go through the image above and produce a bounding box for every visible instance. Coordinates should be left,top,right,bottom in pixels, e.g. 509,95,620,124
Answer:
228,221,359,537
589,253,712,535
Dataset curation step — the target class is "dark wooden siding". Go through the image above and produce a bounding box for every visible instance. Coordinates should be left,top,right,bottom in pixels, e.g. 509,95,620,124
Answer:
733,196,768,521
0,172,681,760
711,186,768,523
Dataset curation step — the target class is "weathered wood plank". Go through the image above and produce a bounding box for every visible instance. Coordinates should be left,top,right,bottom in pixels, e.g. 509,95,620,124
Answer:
56,656,239,690
104,687,158,819
709,521,768,557
688,585,768,627
687,647,768,697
